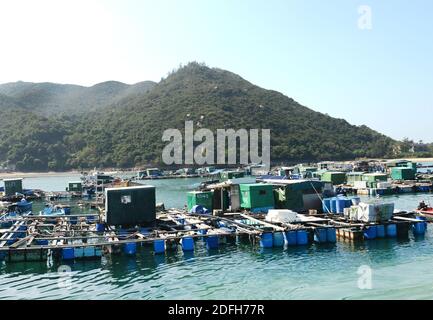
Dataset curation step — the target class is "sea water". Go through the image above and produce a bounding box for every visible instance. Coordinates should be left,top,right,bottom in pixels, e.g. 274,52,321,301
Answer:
0,175,433,300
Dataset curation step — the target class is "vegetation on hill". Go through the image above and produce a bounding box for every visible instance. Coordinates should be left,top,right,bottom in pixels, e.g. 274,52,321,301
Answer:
0,62,428,171
0,80,156,116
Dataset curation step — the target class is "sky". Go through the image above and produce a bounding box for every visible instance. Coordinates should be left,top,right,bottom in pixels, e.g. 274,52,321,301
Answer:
0,0,432,142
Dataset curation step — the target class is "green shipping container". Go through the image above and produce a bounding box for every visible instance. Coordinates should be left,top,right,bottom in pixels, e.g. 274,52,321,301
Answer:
362,173,388,183
187,191,214,211
68,181,83,192
4,179,23,197
273,181,324,211
220,171,245,181
406,162,417,171
239,184,274,210
274,187,304,211
391,167,416,180
321,172,346,185
346,173,365,185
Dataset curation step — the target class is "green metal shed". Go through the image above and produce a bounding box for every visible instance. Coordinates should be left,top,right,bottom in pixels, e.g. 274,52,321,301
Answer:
273,180,324,211
187,191,214,211
362,173,388,182
346,172,365,185
321,172,346,185
68,181,83,192
391,167,416,180
220,171,245,181
4,179,23,197
239,183,274,211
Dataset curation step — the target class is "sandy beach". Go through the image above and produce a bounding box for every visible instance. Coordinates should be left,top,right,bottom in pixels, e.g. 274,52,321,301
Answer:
0,171,82,179
404,158,433,163
0,170,128,180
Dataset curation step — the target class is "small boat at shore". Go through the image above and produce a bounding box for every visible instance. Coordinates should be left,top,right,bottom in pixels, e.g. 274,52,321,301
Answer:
38,203,71,216
415,201,433,220
416,208,433,220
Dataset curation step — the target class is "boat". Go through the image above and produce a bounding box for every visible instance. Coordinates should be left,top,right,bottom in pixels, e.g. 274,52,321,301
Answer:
0,201,11,209
45,192,72,202
415,201,433,220
6,199,33,214
0,199,33,228
38,203,71,216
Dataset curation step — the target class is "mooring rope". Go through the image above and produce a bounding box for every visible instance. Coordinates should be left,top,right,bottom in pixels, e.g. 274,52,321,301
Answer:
309,180,331,214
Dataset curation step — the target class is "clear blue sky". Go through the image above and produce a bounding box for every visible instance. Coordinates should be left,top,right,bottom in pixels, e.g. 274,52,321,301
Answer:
0,0,432,142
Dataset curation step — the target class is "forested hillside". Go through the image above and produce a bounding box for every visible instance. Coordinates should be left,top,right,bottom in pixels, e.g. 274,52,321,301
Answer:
0,63,408,171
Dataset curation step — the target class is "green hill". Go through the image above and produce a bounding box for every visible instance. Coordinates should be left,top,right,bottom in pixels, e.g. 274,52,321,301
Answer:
0,62,400,171
0,80,156,115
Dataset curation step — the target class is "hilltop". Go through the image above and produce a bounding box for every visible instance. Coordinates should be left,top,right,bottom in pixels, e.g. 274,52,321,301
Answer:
0,63,401,171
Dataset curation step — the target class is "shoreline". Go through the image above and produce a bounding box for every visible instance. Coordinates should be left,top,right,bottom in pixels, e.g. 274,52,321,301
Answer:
0,157,432,180
404,158,433,163
0,171,82,179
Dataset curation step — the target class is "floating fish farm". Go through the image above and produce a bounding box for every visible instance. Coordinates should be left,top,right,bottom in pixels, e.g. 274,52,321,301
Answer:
1,159,432,264
0,184,429,264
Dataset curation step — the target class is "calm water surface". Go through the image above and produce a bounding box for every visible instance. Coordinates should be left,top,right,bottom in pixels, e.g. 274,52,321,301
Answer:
1,175,433,300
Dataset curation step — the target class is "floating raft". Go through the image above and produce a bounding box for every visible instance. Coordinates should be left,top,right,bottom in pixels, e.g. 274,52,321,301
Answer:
0,207,428,263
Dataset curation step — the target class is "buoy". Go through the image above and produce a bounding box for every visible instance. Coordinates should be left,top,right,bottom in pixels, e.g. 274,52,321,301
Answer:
260,233,273,248
153,239,166,254
124,242,137,255
181,237,194,251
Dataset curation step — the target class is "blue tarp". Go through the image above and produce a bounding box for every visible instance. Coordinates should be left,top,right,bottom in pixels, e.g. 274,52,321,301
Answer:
189,205,211,215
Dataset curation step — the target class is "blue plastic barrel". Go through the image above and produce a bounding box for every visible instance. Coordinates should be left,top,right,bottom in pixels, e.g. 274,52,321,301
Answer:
153,239,165,254
314,228,328,243
296,230,309,245
285,231,297,246
206,236,219,249
96,223,105,232
417,216,428,230
326,228,337,243
322,198,332,213
140,228,151,235
84,247,96,257
18,225,27,231
260,233,273,248
376,225,386,238
36,240,49,246
62,248,75,260
351,197,361,206
273,232,285,247
412,222,426,235
87,216,96,223
335,198,345,214
364,226,377,240
124,242,137,255
330,198,337,214
386,224,397,238
181,237,194,251
345,199,353,208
